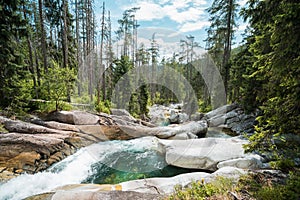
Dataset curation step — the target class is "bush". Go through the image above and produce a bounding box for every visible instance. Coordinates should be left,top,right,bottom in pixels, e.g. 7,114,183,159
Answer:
167,176,235,200
95,100,111,114
237,171,300,200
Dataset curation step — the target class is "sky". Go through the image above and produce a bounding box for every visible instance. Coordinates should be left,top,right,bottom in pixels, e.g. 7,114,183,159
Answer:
94,0,248,59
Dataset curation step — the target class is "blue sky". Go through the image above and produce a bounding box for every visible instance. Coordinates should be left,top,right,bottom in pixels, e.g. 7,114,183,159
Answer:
94,0,248,58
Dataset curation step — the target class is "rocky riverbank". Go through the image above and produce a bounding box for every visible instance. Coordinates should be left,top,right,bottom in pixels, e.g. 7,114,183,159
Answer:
0,108,208,181
0,103,268,200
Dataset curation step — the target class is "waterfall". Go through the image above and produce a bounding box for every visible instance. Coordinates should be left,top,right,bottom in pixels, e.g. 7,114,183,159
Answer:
0,137,166,200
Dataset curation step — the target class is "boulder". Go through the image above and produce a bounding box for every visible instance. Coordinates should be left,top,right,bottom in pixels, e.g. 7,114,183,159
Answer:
25,167,245,199
148,104,189,125
205,104,256,135
205,104,238,119
217,154,267,169
159,137,248,171
118,121,207,139
31,119,80,132
76,125,135,140
46,111,100,125
0,132,76,177
190,112,205,121
33,191,163,200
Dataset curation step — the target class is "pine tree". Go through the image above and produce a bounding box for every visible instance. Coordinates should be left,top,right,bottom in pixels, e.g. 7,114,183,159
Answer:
0,0,28,108
205,0,238,97
241,0,300,166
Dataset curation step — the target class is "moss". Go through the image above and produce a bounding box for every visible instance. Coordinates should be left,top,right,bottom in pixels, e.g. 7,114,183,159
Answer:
0,124,8,133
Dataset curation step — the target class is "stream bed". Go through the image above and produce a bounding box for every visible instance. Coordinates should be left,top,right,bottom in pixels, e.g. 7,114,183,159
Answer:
0,137,200,200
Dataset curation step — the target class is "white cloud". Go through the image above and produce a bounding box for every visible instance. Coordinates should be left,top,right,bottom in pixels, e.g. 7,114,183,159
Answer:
168,32,181,38
131,0,208,24
237,23,248,32
179,21,210,32
134,2,165,21
238,0,248,7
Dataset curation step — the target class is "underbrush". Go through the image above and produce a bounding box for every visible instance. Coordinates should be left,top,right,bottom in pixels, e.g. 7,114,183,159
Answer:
166,170,300,200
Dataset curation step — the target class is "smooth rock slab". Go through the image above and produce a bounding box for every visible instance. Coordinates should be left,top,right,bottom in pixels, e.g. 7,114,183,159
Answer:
25,191,163,200
26,167,245,199
159,137,248,171
46,111,100,125
217,154,268,170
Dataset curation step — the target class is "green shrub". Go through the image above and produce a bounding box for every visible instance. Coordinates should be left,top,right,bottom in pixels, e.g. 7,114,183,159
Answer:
95,100,111,114
237,171,300,200
167,176,235,200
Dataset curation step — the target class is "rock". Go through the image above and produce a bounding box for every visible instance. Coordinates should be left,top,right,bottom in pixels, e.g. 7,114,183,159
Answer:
190,112,205,121
31,119,80,132
148,104,169,125
205,104,238,119
25,184,163,200
53,191,163,200
76,125,135,140
4,120,71,135
159,137,248,171
46,111,100,125
205,103,256,135
24,192,54,200
0,167,18,182
111,109,135,119
121,167,244,195
0,132,74,174
148,104,189,125
178,113,189,123
169,110,179,123
168,132,198,140
118,121,207,139
212,166,247,180
217,154,266,169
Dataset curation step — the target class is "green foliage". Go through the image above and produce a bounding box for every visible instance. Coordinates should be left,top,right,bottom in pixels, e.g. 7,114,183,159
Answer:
138,82,149,116
34,100,73,113
167,176,235,200
234,0,300,166
238,171,300,200
0,0,28,109
198,99,212,113
129,92,139,118
168,172,300,200
0,124,8,133
95,100,111,114
128,82,149,118
40,61,76,111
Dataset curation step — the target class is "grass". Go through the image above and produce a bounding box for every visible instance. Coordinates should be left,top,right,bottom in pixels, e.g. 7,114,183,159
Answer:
165,170,300,200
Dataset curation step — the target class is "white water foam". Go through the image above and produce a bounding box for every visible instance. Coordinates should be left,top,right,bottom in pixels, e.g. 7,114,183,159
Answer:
0,137,160,200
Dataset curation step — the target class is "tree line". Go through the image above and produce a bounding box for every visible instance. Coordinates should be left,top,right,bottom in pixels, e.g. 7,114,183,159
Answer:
207,0,299,168
0,0,299,166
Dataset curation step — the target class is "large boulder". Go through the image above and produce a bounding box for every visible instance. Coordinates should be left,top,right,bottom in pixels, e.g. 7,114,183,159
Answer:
205,104,256,135
46,111,100,125
148,104,189,125
118,121,207,139
217,154,268,169
26,190,163,200
0,132,77,180
159,137,248,171
25,167,245,199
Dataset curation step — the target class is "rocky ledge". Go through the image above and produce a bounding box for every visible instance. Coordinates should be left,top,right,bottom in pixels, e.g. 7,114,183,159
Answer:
0,110,207,181
25,167,246,200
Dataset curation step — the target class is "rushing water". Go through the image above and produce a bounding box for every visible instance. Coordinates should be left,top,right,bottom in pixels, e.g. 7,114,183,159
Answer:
0,137,196,200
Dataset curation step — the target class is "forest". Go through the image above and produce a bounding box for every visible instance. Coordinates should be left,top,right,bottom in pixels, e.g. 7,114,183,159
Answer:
0,0,299,198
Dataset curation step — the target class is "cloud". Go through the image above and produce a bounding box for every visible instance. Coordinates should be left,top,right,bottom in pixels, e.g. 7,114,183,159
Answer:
179,21,211,32
130,0,208,25
238,0,248,7
134,2,165,21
